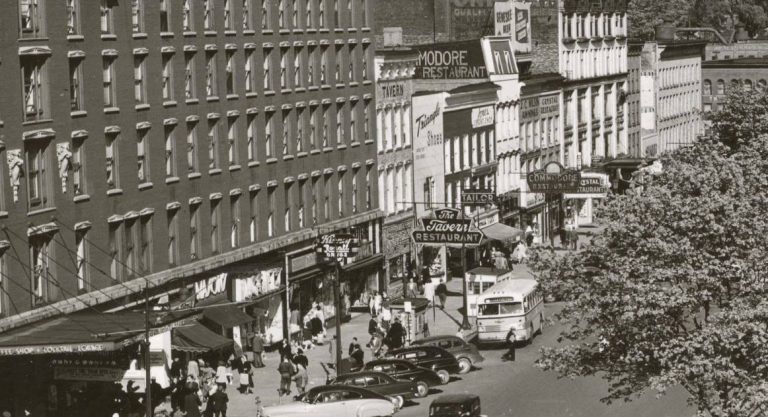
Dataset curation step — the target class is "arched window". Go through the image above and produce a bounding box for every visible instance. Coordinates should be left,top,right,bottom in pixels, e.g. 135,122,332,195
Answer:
730,79,740,91
758,79,767,92
744,79,753,91
703,79,712,95
716,79,725,95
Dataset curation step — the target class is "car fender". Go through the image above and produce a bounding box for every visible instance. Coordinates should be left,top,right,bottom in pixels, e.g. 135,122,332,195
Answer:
352,399,396,417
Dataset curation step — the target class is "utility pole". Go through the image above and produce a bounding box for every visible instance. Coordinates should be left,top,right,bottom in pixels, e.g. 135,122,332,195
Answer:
144,285,152,417
333,262,343,371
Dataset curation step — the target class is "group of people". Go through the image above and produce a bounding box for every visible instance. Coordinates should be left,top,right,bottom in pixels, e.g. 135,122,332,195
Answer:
366,307,407,358
275,340,311,398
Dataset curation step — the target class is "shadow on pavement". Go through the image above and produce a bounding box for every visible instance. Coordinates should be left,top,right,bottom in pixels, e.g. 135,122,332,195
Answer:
448,376,463,383
428,388,445,396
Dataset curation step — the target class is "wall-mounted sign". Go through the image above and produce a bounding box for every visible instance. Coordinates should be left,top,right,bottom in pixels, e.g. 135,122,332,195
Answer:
383,220,412,259
54,366,124,382
412,93,447,220
412,208,484,246
461,188,496,205
195,273,227,302
413,40,488,79
494,1,531,53
316,233,359,263
450,0,495,41
520,93,560,123
0,342,115,356
377,80,412,106
526,161,582,193
235,268,283,301
563,173,610,199
471,106,495,128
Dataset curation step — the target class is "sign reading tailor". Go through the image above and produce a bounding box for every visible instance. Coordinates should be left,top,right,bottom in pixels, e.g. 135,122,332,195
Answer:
471,106,495,128
526,161,582,193
461,188,496,205
316,233,359,263
412,208,484,245
413,40,488,80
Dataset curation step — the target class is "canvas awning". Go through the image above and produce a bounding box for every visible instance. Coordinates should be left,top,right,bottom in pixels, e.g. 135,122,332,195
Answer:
172,323,232,353
480,222,525,243
203,305,254,329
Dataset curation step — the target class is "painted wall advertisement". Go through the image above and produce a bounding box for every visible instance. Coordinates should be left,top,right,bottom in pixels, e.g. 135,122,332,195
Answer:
520,93,560,123
384,220,413,259
376,80,413,106
413,40,488,80
450,0,495,41
494,0,532,54
412,92,447,219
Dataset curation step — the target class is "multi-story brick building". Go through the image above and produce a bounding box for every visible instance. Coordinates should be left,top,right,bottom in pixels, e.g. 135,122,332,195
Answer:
0,0,381,413
626,39,643,157
702,58,768,113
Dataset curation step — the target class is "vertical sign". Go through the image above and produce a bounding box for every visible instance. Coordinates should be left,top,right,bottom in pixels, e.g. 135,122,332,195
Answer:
412,92,447,220
493,1,531,54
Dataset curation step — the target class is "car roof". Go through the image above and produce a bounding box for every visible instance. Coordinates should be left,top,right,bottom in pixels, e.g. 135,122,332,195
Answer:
366,358,414,366
390,345,448,354
309,384,386,398
337,370,392,379
414,335,463,344
431,394,480,405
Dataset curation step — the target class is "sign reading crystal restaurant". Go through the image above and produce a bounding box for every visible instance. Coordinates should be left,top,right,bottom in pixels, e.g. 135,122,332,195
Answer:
412,208,484,245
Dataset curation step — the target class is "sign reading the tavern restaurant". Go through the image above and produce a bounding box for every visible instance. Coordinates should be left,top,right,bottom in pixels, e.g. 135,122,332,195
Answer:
526,161,582,193
316,233,359,263
461,188,496,205
412,208,484,246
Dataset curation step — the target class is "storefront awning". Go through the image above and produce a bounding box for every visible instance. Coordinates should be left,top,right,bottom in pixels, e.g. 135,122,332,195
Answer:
480,222,525,243
341,253,385,274
0,311,198,356
203,305,254,329
172,323,233,353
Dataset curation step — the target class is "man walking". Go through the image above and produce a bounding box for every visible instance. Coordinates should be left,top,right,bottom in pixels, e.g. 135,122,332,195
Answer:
208,384,229,417
277,357,295,397
367,316,379,347
251,332,265,368
502,328,516,361
435,282,448,309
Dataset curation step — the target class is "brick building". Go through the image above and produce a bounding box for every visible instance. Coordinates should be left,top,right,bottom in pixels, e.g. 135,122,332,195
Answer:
702,58,768,113
0,0,381,414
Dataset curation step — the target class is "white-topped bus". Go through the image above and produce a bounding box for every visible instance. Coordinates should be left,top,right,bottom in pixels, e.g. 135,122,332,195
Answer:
475,278,544,344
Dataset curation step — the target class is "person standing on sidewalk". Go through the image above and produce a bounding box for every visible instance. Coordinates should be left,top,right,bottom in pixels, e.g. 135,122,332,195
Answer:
379,306,392,333
435,282,448,309
369,291,377,317
502,328,516,361
293,348,309,369
250,332,265,368
292,363,309,396
278,339,293,362
277,357,295,397
208,384,229,417
374,292,383,316
367,316,379,347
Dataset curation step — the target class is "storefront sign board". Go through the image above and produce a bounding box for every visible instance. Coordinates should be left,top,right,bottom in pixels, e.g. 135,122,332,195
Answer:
563,173,610,199
0,342,116,356
412,208,484,246
195,273,227,301
413,40,488,79
527,161,582,193
316,233,359,263
377,80,412,106
461,188,495,205
520,93,559,123
471,106,495,128
412,93,447,219
54,366,125,382
235,268,283,301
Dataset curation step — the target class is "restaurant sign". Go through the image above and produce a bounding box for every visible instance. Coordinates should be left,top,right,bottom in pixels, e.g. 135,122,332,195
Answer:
520,93,559,123
412,208,484,246
0,342,116,356
413,40,488,80
526,161,581,193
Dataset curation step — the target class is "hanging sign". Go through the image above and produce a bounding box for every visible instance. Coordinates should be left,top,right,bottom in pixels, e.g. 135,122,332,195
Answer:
316,233,360,263
526,161,582,193
461,188,496,205
412,208,484,246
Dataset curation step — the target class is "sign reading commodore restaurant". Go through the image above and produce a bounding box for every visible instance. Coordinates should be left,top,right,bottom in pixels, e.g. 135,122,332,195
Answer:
527,161,582,193
413,40,488,80
412,208,484,246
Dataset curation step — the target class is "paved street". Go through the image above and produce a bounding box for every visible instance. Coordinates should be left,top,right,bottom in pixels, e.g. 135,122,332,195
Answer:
219,264,693,417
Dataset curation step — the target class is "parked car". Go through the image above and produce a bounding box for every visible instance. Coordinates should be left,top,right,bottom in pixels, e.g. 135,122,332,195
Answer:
429,394,487,417
411,335,484,374
384,346,460,383
362,358,443,398
331,370,419,409
261,385,396,417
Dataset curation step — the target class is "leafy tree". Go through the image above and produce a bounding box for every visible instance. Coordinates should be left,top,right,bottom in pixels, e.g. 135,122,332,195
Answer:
708,87,768,152
530,132,768,415
628,0,692,39
689,0,768,37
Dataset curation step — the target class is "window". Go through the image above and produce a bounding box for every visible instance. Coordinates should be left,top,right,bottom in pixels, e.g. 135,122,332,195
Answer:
282,111,291,155
182,0,193,31
294,48,302,88
280,49,288,89
136,127,150,184
703,79,711,96
67,0,80,35
249,190,259,241
263,48,273,90
321,47,328,84
360,0,366,26
246,115,258,162
162,53,174,101
716,79,724,95
227,117,238,166
210,198,221,253
107,221,121,280
165,125,177,178
324,175,331,220
71,137,86,196
208,119,220,170
230,194,240,247
744,79,753,91
69,57,84,112
310,106,318,149
265,113,275,157
30,237,52,305
292,0,298,27
184,52,196,99
187,121,199,172
758,79,768,92
337,174,344,217
206,51,218,97
160,0,170,32
101,0,114,34
729,79,740,91
226,50,236,95
262,0,271,30
333,0,338,27
306,0,312,27
245,49,256,93
365,167,371,209
189,202,201,259
284,184,292,231
224,0,234,30
105,131,119,189
334,46,342,83
20,0,44,38
322,106,330,147
336,104,344,145
103,56,116,108
243,0,253,30
347,0,353,26
362,46,369,81
296,108,305,153
319,0,325,26
278,0,286,28
139,214,152,273
349,46,356,82
351,171,357,213
134,54,147,104
204,0,214,30
424,176,433,209
363,101,370,141
21,55,48,122
308,46,315,86
131,0,144,33
298,181,306,228
311,178,319,225
167,208,178,265
267,187,276,237
25,142,50,210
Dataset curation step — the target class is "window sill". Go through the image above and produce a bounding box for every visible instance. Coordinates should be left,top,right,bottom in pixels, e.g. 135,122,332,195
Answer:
297,151,308,158
321,85,331,90
135,103,150,111
283,155,294,161
107,188,123,196
165,177,180,184
364,139,375,145
262,30,274,35
308,86,319,91
264,90,275,96
319,29,330,33
138,182,154,190
188,172,202,179
27,207,56,217
73,194,90,203
349,81,359,87
323,146,333,153
161,32,174,38
163,100,177,108
307,28,317,34
293,29,304,34
243,30,256,35
204,30,217,36
281,89,292,94
247,161,260,168
229,164,242,172
246,92,258,98
207,96,220,102
363,80,372,85
186,98,199,105
337,144,347,150
335,83,345,88
266,157,278,164
348,28,357,33
104,107,120,114
70,110,87,118
279,29,291,34
334,29,344,33
295,87,306,93
183,31,197,37
101,34,117,40
67,34,84,41
209,168,222,175
225,30,237,36
132,32,148,39
362,27,371,32
310,149,321,155
227,94,239,100
350,141,361,148
0,211,8,219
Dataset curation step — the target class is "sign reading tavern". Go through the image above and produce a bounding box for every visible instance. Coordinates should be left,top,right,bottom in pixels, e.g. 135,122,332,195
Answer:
526,161,581,193
412,208,484,245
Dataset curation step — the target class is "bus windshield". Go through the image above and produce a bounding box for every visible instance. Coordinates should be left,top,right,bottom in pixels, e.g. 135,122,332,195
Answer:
479,301,523,316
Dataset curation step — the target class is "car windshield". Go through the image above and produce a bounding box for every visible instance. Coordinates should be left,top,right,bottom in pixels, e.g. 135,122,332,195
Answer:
431,404,464,414
479,301,523,316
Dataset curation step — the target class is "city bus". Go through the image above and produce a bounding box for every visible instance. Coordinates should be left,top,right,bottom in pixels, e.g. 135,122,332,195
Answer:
465,267,514,318
475,278,544,344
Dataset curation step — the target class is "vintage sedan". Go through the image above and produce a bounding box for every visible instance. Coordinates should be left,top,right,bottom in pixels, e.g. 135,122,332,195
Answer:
384,346,461,383
331,370,419,409
411,335,485,374
261,385,397,417
429,394,487,417
362,358,443,398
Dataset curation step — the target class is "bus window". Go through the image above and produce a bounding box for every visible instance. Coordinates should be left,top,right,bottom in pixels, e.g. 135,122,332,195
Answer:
479,302,523,316
479,303,499,316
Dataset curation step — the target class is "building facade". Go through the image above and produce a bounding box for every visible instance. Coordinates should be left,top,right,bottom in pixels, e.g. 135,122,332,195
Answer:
701,58,768,113
626,39,643,157
374,49,417,297
0,0,380,414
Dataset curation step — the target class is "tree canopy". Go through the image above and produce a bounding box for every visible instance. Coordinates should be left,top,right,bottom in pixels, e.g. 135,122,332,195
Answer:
530,89,768,417
629,0,768,39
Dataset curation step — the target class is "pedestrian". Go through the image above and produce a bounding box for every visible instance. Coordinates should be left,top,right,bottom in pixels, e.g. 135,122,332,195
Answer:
278,339,293,362
367,316,379,347
379,306,392,332
241,359,253,394
407,279,418,297
369,291,377,317
293,348,309,369
386,318,405,350
149,377,167,413
374,291,383,316
187,356,200,382
183,384,203,417
171,357,186,380
215,361,228,386
435,282,448,309
502,328,516,361
208,384,229,417
350,343,364,368
292,363,309,396
229,355,242,394
422,321,430,338
348,337,359,355
251,332,265,368
277,357,295,397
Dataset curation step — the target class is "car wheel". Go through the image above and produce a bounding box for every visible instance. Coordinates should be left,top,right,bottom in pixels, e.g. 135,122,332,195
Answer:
436,369,450,384
387,395,404,410
414,380,429,398
457,357,472,374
